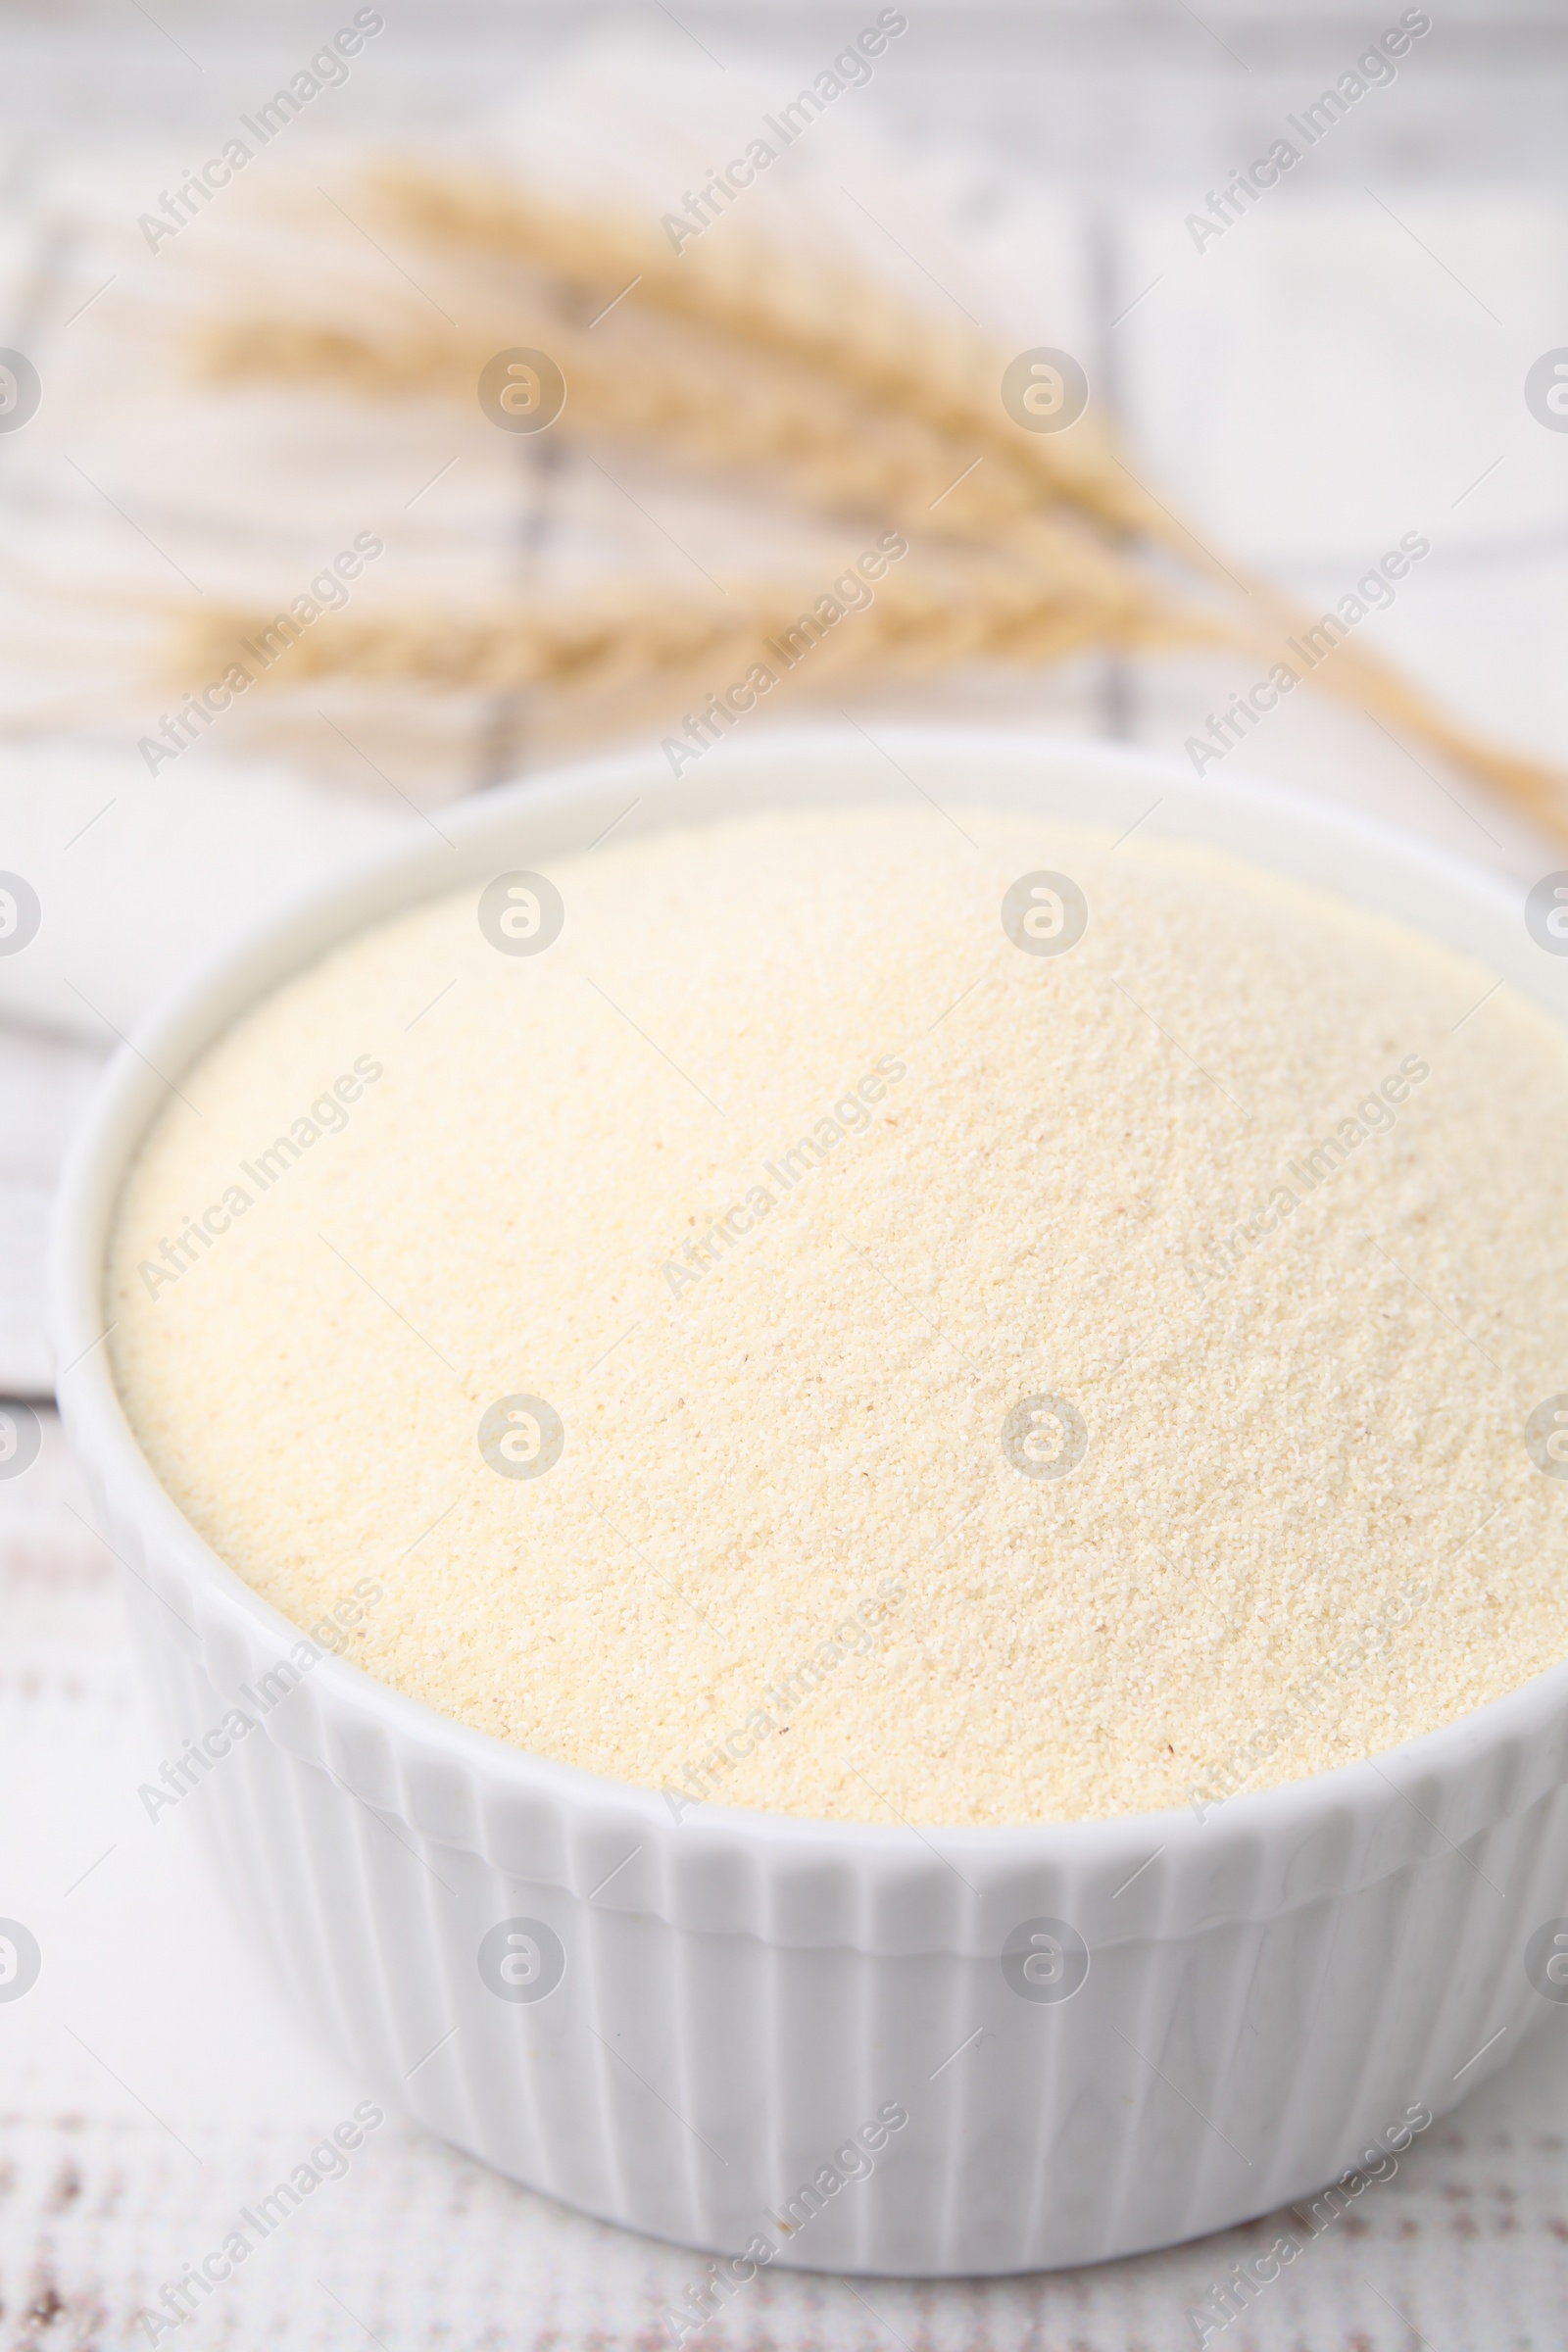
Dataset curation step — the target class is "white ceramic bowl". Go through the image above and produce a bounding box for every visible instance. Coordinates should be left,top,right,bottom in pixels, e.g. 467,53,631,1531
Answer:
49,729,1568,2278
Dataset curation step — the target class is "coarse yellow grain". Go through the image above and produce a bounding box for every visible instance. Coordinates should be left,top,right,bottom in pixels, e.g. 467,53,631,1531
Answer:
106,804,1568,1825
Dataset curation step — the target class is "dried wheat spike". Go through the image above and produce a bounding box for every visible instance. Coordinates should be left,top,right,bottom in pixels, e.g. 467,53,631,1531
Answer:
192,298,1184,626
181,178,1568,835
369,167,1160,542
357,171,1568,833
193,292,1568,838
171,550,1230,718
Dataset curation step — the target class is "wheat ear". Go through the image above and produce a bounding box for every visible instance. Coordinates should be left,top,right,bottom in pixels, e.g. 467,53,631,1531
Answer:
192,300,1215,634
170,548,1234,720
193,289,1568,839
359,169,1568,834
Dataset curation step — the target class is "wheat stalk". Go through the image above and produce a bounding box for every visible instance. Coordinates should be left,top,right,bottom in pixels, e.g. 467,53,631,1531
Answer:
171,552,1233,726
192,289,1568,838
169,173,1568,837
348,167,1568,835
192,300,1195,626
368,168,1154,536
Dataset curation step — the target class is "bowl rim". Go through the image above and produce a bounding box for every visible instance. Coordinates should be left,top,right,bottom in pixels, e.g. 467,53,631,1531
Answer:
47,721,1568,1870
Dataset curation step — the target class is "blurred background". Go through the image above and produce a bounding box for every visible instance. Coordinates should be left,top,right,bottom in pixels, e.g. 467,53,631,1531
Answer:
6,3,1568,2345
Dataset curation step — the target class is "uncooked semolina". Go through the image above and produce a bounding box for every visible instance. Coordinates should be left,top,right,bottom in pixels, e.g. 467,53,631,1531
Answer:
107,805,1568,1826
